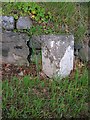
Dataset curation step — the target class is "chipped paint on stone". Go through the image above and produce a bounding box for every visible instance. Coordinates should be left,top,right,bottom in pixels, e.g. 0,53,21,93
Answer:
42,51,54,77
62,41,65,44
56,41,60,46
59,45,74,77
51,41,54,48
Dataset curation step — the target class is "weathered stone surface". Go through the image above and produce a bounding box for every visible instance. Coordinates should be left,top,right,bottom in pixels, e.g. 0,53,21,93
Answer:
41,35,74,78
27,35,44,62
29,36,43,49
2,16,14,30
74,38,90,62
16,17,32,29
2,31,29,65
78,44,90,62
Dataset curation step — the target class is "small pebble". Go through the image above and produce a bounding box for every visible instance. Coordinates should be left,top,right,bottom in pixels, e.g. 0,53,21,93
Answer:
18,71,23,76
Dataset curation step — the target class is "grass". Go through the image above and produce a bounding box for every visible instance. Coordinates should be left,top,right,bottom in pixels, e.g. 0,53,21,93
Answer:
2,66,88,118
38,2,88,40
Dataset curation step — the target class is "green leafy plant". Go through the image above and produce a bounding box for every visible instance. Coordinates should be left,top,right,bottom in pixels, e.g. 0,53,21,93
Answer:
2,2,53,23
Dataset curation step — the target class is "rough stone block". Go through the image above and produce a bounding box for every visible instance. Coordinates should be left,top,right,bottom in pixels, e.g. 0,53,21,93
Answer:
2,31,29,65
16,17,32,29
2,16,14,30
74,38,90,62
41,35,74,78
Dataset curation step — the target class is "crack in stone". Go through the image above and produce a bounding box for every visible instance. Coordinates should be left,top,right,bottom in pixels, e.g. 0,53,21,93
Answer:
26,37,32,63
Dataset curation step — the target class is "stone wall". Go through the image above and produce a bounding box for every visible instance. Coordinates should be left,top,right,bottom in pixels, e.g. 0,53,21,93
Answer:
1,16,32,65
1,16,89,78
1,16,89,63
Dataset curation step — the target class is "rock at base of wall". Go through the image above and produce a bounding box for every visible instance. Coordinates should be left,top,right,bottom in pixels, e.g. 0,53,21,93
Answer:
78,46,90,62
74,37,90,62
16,17,32,30
41,35,74,78
2,31,29,65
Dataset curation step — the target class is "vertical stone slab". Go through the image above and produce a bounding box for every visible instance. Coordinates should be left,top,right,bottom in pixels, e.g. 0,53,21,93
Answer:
42,35,74,78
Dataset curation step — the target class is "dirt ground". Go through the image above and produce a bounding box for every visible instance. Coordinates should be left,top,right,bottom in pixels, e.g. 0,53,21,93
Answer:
1,58,89,81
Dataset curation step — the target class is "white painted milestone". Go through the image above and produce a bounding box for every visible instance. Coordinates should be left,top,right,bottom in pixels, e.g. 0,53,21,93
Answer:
42,35,74,79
